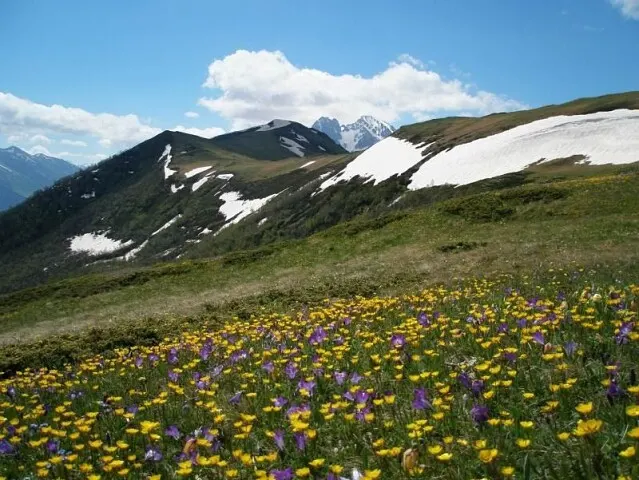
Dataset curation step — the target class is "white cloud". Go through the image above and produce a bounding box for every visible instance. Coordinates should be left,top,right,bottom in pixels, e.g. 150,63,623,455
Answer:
184,111,200,118
24,144,107,164
610,0,639,18
27,145,54,156
98,138,112,148
0,91,161,146
199,50,526,129
30,134,52,144
172,125,225,138
60,139,88,147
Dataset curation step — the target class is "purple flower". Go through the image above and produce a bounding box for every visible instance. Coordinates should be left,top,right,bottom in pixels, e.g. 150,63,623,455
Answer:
471,380,485,396
497,323,509,334
6,386,16,399
229,391,243,405
517,318,527,329
532,331,545,345
503,351,517,363
210,365,224,378
273,396,288,408
273,430,285,450
350,372,363,384
616,322,634,345
309,326,328,345
134,356,144,368
145,445,163,462
165,425,181,440
458,371,472,390
412,388,431,410
167,348,179,365
607,381,624,400
45,440,59,454
354,390,370,404
470,404,489,424
355,406,371,422
148,353,159,363
298,379,316,395
262,361,275,374
0,439,15,455
564,341,577,357
343,317,352,326
294,432,306,450
126,404,139,415
284,363,298,380
391,333,406,348
334,371,347,385
199,344,212,361
418,312,431,327
270,468,294,480
168,370,179,382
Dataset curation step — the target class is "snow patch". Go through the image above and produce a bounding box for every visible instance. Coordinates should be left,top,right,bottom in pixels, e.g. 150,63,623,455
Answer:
69,232,133,256
184,166,213,178
256,119,291,132
217,173,234,180
199,227,213,235
171,184,184,193
217,191,280,229
293,132,309,143
118,240,149,261
192,172,214,192
158,144,176,179
409,109,639,190
80,191,95,199
151,215,182,236
280,137,305,157
299,161,315,169
258,217,268,227
318,145,326,151
319,137,429,191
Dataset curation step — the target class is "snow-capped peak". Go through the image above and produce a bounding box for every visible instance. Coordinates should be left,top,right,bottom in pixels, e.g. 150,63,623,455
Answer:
311,115,396,152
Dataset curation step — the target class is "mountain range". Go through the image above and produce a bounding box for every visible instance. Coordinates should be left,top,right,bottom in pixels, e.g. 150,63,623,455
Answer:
0,147,78,211
0,91,638,293
312,115,395,151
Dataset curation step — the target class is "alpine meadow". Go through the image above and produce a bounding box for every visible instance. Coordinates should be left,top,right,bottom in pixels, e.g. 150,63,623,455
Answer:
1,1,639,479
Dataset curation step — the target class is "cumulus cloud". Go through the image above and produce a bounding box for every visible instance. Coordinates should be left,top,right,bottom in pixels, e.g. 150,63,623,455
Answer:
198,50,526,129
60,139,88,147
30,134,52,144
25,144,107,163
172,125,225,138
0,92,161,146
610,0,639,19
184,111,200,118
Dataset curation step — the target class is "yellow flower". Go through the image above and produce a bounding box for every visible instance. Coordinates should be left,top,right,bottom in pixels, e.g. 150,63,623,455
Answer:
149,476,161,480
478,449,498,463
627,426,639,439
330,465,344,474
501,466,515,477
428,445,443,455
309,458,325,468
520,421,534,429
575,402,593,415
557,432,571,441
619,446,636,458
226,469,239,478
626,405,639,417
573,419,603,437
363,470,381,479
516,439,531,448
295,467,311,477
436,453,453,462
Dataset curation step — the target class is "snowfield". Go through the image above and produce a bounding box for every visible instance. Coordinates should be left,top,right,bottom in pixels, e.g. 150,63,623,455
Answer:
69,232,133,256
158,144,176,179
256,119,291,132
184,166,213,178
280,137,305,157
319,137,429,191
217,191,279,229
408,109,639,189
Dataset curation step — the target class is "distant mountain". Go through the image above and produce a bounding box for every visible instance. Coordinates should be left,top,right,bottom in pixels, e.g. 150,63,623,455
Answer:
210,119,347,160
0,146,79,211
312,115,395,151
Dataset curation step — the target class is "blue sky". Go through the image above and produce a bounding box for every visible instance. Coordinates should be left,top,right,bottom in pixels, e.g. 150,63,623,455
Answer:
1,0,637,164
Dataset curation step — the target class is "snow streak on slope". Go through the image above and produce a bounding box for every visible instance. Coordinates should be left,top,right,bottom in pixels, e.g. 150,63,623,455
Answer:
299,161,315,169
118,240,149,261
319,137,429,191
192,172,214,192
280,137,305,157
158,144,176,179
218,191,279,228
184,166,213,178
409,109,639,190
151,215,182,236
69,232,133,256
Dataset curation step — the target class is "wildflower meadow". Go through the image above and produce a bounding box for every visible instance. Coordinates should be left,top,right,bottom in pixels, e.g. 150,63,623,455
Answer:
1,271,639,479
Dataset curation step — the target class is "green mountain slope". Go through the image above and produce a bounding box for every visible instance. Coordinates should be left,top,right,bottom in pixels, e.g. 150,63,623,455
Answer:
0,92,638,296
